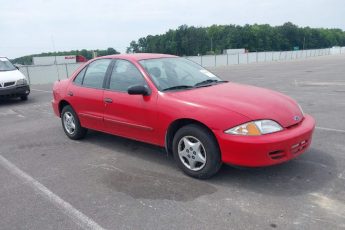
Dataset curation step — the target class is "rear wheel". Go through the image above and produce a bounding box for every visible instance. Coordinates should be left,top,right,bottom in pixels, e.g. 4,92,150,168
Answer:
61,105,87,140
172,124,222,179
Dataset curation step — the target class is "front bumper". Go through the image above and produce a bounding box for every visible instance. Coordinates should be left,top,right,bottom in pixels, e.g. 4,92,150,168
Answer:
214,114,315,167
0,85,30,98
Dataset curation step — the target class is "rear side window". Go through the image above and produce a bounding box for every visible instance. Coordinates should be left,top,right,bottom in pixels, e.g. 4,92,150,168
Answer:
82,59,111,89
73,67,86,85
109,60,147,92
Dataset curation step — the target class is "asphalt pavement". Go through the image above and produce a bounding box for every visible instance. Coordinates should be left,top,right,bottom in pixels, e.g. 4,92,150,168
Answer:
0,54,344,230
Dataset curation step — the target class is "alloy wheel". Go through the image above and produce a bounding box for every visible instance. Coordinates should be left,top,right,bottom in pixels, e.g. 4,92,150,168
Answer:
177,136,207,171
63,112,76,135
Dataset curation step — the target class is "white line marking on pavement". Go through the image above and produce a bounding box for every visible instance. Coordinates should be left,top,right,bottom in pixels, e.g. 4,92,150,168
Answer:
0,155,105,230
31,89,52,93
316,126,345,133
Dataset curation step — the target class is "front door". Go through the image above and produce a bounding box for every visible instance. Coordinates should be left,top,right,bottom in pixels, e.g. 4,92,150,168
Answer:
103,59,158,144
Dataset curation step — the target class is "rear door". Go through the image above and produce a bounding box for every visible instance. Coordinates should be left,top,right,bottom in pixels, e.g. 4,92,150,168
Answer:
67,58,112,131
103,59,159,144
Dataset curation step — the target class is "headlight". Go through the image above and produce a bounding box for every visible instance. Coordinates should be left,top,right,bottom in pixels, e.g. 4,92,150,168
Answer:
225,120,283,136
16,79,27,85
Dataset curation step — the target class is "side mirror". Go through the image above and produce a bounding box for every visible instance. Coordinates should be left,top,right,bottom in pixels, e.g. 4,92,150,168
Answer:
127,85,150,96
14,65,19,70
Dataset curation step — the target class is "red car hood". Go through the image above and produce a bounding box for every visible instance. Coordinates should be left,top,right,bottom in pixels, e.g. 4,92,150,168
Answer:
167,82,303,128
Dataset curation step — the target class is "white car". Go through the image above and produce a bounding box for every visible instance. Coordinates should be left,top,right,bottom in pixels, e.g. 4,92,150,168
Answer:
0,57,30,100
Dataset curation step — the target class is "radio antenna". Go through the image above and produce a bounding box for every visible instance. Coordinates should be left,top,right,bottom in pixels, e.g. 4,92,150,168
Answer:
51,35,60,81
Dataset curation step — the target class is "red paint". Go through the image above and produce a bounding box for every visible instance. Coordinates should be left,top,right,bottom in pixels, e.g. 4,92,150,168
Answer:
52,53,315,167
64,56,76,60
76,55,87,62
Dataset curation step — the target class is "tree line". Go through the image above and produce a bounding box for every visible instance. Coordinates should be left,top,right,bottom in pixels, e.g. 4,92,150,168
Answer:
126,22,345,55
12,47,119,65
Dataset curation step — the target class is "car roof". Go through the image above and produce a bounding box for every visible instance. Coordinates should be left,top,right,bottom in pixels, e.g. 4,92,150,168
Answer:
99,53,178,61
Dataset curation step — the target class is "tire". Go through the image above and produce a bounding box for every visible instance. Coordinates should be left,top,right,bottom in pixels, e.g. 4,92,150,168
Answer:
61,105,87,140
172,124,222,179
20,95,28,101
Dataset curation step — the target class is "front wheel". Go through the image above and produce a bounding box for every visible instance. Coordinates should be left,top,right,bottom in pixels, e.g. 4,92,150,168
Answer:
172,124,222,179
61,105,87,140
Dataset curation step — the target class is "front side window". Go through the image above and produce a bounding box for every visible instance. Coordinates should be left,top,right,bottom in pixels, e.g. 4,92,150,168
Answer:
82,59,111,89
109,59,147,92
139,57,223,91
0,57,16,71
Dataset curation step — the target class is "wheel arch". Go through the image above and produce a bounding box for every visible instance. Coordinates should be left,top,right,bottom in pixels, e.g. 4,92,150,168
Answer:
165,118,219,156
58,100,71,116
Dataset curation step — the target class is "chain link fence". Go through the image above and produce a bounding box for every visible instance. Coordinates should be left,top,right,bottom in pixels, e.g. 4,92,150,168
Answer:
18,47,345,85
186,47,345,67
18,63,82,85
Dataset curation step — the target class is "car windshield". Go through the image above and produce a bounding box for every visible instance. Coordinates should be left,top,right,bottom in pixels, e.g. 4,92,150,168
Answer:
0,57,16,71
139,57,225,91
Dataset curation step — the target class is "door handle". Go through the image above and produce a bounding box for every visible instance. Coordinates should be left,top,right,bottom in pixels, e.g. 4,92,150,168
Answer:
104,98,113,103
67,91,73,96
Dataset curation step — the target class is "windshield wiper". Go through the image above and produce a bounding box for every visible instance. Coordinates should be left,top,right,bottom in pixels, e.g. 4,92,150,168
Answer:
194,79,228,87
162,85,194,91
162,80,228,91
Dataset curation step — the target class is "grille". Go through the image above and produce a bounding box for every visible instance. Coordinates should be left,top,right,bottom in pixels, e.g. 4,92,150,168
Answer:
291,140,308,154
286,121,302,129
3,82,15,87
268,150,286,160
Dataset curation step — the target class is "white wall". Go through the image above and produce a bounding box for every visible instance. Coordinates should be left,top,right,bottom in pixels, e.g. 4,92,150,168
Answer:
19,63,83,84
18,47,344,85
186,48,337,67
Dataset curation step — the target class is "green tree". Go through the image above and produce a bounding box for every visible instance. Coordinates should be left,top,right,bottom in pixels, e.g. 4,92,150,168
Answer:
12,47,120,65
126,23,345,56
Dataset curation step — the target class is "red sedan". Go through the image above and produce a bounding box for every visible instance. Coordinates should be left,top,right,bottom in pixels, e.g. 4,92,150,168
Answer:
52,53,315,178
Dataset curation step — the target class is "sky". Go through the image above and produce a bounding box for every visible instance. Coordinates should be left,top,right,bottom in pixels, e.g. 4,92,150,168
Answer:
1,0,344,58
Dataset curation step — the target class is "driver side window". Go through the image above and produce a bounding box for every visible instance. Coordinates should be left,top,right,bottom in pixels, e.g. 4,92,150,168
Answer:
109,60,147,92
